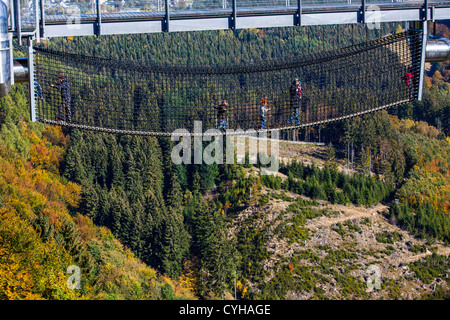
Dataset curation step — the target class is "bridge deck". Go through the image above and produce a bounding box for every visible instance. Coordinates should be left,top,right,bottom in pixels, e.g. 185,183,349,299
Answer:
17,1,450,37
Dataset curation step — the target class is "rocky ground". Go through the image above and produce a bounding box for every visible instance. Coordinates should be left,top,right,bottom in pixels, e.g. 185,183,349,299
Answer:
231,141,450,300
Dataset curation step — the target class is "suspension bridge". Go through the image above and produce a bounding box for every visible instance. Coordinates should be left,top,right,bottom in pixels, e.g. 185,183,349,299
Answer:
0,0,449,136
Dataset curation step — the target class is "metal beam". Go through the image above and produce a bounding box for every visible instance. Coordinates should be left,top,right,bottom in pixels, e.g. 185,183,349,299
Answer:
14,0,21,45
96,0,101,35
27,38,36,122
418,21,428,101
231,0,237,30
39,0,44,39
24,3,450,38
9,0,15,32
296,0,302,27
34,0,39,42
361,0,366,24
164,0,169,32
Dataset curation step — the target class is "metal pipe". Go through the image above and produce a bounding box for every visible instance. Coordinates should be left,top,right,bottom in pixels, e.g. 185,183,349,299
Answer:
418,21,427,101
426,38,450,62
0,0,11,97
5,0,13,32
1,0,9,18
12,58,28,83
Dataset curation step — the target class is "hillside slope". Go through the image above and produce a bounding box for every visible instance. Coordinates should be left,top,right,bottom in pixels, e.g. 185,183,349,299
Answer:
227,135,449,300
0,85,194,300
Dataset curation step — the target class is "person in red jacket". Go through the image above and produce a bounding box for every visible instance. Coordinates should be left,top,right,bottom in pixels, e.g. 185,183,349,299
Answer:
403,70,413,87
259,98,271,129
403,70,414,99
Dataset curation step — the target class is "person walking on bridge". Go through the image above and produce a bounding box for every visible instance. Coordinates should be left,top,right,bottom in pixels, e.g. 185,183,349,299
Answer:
403,69,414,100
287,79,302,126
214,100,228,131
34,81,44,100
259,97,271,129
51,75,71,122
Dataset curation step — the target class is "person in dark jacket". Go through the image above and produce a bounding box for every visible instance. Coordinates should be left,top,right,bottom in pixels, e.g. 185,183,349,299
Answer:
214,100,228,130
51,76,71,122
287,79,302,125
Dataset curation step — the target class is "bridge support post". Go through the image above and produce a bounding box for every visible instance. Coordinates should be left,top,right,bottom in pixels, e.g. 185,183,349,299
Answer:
96,0,102,36
295,0,302,27
164,0,170,32
410,1,430,102
417,21,427,101
230,0,237,30
14,0,21,45
39,0,45,40
360,0,366,24
27,38,36,122
34,0,39,42
423,0,429,21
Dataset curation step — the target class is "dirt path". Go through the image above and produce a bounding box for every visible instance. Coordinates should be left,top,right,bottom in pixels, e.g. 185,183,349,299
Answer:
305,203,388,229
399,246,450,264
304,201,450,265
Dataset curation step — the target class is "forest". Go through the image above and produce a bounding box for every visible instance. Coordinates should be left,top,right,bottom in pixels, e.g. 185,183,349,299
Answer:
0,20,449,300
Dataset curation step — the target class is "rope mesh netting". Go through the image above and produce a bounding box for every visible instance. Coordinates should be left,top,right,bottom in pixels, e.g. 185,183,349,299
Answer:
34,30,422,136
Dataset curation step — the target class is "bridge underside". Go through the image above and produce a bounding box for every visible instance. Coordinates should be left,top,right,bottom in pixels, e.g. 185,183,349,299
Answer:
17,1,450,39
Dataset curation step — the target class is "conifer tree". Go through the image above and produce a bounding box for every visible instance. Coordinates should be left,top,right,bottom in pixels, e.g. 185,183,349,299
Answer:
159,208,190,278
166,173,183,213
105,135,124,189
80,184,99,220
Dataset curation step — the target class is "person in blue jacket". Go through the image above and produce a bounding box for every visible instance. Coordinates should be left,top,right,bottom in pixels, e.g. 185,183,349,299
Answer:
34,81,44,100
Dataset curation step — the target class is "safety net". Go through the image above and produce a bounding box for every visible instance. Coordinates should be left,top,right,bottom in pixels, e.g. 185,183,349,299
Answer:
33,30,423,136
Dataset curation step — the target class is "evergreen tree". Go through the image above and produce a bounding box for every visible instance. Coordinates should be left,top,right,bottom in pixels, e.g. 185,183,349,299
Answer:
130,200,145,258
79,184,99,220
124,147,144,204
107,137,125,189
95,185,111,226
159,209,190,278
166,173,183,213
63,144,87,185
142,189,165,267
326,142,336,163
108,186,122,235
